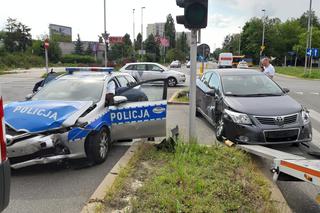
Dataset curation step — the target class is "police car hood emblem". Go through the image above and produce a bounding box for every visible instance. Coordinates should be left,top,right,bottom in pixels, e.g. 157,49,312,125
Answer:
4,100,93,133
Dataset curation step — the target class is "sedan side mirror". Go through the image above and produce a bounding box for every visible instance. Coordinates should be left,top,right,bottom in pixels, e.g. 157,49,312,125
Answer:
113,96,128,105
206,89,216,96
283,88,290,93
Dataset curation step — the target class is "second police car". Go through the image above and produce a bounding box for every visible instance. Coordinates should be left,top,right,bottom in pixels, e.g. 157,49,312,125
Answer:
4,68,168,169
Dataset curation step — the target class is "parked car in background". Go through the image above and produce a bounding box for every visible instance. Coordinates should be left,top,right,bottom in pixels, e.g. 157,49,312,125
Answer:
196,69,312,144
120,62,186,87
0,95,10,211
170,60,181,68
186,60,191,68
237,60,249,69
218,53,233,68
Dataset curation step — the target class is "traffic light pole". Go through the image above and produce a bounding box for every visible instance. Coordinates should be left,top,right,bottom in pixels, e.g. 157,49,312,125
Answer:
189,29,197,142
45,48,49,74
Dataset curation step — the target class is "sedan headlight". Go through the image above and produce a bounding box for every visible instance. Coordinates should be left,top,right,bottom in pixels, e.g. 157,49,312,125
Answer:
224,109,252,125
301,109,310,124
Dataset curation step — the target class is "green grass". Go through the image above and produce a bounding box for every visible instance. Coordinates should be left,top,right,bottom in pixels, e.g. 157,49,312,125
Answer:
173,90,189,103
276,67,320,79
104,142,278,213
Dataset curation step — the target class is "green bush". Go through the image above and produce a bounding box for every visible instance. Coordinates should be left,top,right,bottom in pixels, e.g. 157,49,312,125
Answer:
0,53,44,70
61,54,95,64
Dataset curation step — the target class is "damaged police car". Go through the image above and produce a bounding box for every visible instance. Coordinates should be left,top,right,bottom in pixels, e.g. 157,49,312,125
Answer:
4,67,168,169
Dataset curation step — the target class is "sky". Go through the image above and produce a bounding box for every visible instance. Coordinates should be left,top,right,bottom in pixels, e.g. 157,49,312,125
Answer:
0,0,319,50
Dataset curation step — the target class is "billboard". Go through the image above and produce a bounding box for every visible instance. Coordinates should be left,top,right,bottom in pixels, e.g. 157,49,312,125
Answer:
109,36,123,45
49,24,72,42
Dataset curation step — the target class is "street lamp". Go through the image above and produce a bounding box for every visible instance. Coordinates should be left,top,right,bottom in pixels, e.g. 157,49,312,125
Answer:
238,26,241,55
141,6,146,52
260,9,266,59
103,0,108,67
304,0,313,73
133,9,135,46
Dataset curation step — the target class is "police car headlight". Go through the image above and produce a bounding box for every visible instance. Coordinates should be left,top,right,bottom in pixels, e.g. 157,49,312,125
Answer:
301,109,310,124
224,109,252,125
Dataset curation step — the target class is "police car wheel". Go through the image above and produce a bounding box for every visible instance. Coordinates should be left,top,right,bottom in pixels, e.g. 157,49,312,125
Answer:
168,77,177,87
86,127,110,164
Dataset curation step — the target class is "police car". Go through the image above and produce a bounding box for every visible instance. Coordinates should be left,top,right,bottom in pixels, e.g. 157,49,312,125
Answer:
4,67,168,169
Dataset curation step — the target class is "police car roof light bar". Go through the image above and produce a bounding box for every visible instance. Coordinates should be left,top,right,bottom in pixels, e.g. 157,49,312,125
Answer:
66,67,114,74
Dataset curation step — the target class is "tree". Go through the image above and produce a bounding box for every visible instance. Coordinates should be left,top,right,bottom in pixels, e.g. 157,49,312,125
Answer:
166,48,185,62
212,48,223,60
298,11,320,29
3,18,32,52
30,39,62,63
74,34,84,55
164,14,176,49
123,33,134,58
85,42,94,55
144,34,160,62
294,27,320,59
176,32,189,58
135,33,142,51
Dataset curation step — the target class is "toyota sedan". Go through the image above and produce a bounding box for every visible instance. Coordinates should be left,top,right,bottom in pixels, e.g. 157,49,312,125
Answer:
196,69,312,144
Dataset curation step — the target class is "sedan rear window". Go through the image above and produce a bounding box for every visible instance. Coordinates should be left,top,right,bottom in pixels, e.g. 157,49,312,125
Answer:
222,74,283,97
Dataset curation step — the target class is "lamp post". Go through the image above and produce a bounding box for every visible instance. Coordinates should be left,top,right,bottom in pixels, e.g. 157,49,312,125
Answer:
141,7,146,52
238,26,241,55
133,9,135,46
260,9,266,60
103,0,108,67
304,0,312,73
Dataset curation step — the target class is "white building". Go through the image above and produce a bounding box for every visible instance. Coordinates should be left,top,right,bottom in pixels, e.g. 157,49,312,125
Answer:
146,23,166,37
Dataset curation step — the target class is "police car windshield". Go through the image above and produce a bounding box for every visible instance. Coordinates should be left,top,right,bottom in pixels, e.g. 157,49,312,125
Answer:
32,78,104,102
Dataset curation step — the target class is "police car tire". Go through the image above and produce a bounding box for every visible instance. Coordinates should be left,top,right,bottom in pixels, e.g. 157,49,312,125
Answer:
168,77,177,87
86,127,111,164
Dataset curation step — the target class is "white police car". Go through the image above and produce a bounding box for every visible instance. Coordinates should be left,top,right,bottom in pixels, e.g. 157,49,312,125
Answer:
4,67,168,169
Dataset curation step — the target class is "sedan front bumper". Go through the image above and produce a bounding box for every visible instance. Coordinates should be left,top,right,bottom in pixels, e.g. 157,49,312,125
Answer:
223,117,312,145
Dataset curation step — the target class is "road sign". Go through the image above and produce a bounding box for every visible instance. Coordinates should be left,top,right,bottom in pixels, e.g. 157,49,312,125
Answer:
44,39,49,49
306,48,319,57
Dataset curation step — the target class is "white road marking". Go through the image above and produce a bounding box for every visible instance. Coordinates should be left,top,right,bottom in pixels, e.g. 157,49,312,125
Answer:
309,109,320,123
310,92,319,95
295,92,303,95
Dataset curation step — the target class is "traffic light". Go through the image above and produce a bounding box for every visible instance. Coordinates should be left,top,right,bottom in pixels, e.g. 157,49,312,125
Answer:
176,0,208,29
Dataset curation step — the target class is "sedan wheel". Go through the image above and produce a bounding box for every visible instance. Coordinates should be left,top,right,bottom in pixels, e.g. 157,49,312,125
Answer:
168,77,177,87
86,127,110,164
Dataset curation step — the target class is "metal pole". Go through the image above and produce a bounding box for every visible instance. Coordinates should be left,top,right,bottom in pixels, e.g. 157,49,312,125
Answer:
133,9,135,46
304,0,312,73
260,9,266,60
238,26,241,55
45,48,49,73
104,0,108,67
309,11,313,75
189,29,197,142
141,7,145,51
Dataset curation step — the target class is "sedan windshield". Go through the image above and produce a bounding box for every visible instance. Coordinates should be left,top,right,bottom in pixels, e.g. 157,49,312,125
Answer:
32,78,104,102
222,74,284,97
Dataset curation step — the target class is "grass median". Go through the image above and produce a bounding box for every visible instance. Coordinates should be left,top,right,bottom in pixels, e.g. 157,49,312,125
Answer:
276,66,320,79
101,142,278,213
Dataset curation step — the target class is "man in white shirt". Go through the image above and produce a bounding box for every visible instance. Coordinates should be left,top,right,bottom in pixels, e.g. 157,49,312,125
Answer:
261,57,275,79
105,79,116,106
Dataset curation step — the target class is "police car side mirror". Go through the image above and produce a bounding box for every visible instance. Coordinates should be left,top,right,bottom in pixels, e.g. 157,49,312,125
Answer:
113,96,128,105
282,88,290,93
25,94,33,100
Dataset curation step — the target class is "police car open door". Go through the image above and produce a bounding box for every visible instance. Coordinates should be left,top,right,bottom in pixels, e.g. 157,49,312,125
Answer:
110,79,167,140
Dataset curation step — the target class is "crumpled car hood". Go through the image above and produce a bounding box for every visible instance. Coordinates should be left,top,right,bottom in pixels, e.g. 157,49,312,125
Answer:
4,100,93,133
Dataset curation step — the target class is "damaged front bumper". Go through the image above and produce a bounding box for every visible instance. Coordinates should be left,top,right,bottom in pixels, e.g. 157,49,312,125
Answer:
6,132,86,169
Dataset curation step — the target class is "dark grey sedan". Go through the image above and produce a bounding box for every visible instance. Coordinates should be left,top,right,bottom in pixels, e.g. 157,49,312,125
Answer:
196,69,312,144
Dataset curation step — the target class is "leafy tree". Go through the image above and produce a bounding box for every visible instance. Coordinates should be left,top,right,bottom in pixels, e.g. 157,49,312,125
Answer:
294,27,320,58
3,18,32,52
108,43,124,62
166,48,185,62
135,33,142,51
123,33,132,46
85,42,94,55
144,34,160,62
164,14,176,49
222,33,241,54
30,39,61,63
298,11,320,29
176,32,189,58
212,48,223,60
74,34,84,55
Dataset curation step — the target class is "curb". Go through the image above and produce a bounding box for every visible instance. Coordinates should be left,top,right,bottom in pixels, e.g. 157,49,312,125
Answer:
81,140,143,213
276,73,320,81
168,90,189,106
